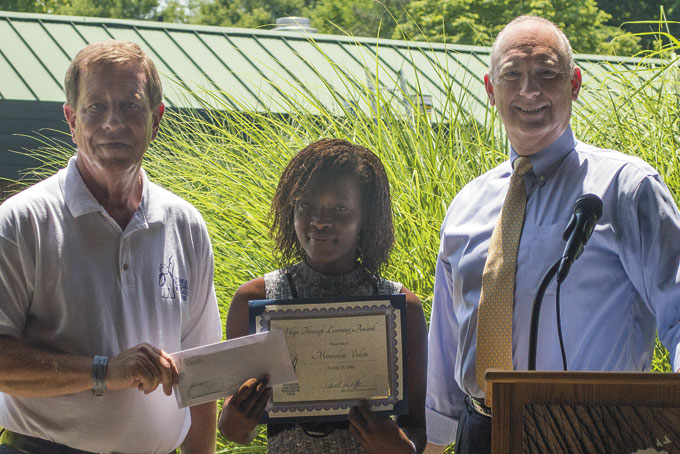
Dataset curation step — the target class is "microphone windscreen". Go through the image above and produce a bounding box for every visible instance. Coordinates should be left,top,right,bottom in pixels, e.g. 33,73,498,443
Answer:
574,193,603,220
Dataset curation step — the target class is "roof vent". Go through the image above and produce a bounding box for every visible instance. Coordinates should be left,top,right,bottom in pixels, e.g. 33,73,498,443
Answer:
273,17,317,33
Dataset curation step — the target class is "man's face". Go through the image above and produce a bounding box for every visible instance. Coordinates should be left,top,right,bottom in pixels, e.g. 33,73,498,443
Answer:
485,22,581,155
64,62,163,175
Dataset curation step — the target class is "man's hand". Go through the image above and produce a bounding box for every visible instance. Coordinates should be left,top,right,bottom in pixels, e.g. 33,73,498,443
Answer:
218,375,270,444
349,400,416,454
106,343,178,395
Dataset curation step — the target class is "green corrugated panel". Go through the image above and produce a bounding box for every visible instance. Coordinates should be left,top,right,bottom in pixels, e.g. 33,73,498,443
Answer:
139,27,225,109
315,40,373,79
0,18,64,101
163,31,235,107
383,44,452,118
73,22,115,43
313,40,379,109
226,34,294,111
577,58,661,116
0,10,662,122
578,60,612,84
0,46,36,100
310,40,408,117
275,39,354,105
575,60,614,110
195,33,263,109
445,51,491,122
102,26,185,108
11,19,71,90
249,35,330,113
41,21,89,58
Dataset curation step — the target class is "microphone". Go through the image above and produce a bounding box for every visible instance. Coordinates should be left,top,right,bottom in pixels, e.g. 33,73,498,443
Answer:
556,194,603,283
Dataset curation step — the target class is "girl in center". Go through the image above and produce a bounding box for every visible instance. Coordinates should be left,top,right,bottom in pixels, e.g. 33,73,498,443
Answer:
218,138,427,453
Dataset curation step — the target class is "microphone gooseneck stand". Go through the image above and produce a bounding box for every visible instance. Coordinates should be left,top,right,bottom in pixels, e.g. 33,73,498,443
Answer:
527,260,567,371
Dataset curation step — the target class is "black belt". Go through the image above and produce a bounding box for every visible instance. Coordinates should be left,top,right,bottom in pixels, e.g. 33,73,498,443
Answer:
0,431,96,454
0,431,178,454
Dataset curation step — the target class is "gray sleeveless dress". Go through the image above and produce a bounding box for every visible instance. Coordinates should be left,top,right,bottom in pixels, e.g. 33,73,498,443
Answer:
263,261,402,454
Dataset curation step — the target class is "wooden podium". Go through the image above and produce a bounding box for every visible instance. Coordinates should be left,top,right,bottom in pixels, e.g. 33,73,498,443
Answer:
485,370,680,454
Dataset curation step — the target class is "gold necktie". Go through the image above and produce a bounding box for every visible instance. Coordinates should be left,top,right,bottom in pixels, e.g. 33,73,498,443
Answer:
475,156,532,391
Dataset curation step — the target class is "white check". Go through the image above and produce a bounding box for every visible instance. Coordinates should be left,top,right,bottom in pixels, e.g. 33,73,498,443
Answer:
170,330,297,408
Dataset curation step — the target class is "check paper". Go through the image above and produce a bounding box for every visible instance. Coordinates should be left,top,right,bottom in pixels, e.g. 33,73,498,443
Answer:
170,330,297,408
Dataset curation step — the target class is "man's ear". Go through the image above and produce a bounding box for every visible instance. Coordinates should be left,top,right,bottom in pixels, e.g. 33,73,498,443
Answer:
484,74,496,106
63,103,77,144
151,103,164,141
571,67,582,100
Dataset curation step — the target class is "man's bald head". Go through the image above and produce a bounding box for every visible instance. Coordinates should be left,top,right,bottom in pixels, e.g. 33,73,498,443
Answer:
488,16,575,84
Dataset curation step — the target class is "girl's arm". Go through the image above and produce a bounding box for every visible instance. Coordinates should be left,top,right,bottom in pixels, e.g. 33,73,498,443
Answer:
217,278,271,445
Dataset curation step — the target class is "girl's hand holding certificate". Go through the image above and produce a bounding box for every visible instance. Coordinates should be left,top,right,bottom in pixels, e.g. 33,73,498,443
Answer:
349,400,417,454
219,374,271,444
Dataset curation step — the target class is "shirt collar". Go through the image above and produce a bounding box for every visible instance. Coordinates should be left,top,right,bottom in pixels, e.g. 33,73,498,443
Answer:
60,156,150,231
509,125,577,184
60,157,105,218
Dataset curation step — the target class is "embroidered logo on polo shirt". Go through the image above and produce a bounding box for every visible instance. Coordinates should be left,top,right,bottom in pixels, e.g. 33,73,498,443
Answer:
179,279,188,301
159,256,177,300
159,256,189,301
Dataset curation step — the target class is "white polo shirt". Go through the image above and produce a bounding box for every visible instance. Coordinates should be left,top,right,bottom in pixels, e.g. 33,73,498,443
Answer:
0,157,222,453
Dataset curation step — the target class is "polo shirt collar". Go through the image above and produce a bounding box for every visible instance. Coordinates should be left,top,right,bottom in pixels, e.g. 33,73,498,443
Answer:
61,157,104,218
510,125,577,184
60,156,150,231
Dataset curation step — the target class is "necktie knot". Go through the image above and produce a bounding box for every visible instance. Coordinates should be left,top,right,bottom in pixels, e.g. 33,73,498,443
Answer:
513,156,532,177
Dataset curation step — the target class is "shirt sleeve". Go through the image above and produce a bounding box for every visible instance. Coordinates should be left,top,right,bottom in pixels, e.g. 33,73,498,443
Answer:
0,210,31,339
180,218,222,349
617,174,680,371
426,251,467,445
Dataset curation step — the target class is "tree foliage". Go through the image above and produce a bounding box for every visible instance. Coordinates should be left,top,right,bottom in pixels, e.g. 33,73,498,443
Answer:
3,0,669,54
1,0,159,19
397,0,640,55
597,0,680,50
598,0,680,25
194,0,315,28
192,0,409,38
308,0,409,38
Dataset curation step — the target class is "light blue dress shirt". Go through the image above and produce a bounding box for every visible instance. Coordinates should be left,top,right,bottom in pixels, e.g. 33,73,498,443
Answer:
426,126,680,445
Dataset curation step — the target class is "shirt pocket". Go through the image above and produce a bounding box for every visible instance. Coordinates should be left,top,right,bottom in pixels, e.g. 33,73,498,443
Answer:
518,221,581,296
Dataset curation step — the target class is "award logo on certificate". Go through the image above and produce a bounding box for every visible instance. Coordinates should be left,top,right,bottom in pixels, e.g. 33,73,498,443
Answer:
249,294,408,423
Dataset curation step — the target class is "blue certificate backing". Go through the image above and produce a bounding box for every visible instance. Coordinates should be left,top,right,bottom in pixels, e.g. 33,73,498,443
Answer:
248,294,408,423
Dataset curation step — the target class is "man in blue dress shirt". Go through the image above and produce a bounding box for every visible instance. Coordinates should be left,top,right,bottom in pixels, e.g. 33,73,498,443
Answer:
425,15,680,454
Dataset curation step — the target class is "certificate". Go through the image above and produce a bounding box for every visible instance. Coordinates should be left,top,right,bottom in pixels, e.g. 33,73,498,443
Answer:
249,294,407,422
170,330,297,409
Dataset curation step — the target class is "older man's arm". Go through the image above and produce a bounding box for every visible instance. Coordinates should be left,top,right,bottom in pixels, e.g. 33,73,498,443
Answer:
181,402,217,454
0,336,92,396
0,335,178,397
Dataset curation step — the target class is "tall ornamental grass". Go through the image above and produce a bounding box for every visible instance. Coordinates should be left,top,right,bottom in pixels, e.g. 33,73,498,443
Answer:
14,30,679,453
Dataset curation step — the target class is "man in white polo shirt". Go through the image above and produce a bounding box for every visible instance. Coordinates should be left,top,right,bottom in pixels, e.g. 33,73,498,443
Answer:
0,40,221,453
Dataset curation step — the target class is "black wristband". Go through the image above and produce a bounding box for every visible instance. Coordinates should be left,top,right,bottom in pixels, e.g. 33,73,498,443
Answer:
92,355,108,397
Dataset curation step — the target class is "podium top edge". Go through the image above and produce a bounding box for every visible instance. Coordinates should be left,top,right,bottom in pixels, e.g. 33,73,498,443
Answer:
485,370,680,385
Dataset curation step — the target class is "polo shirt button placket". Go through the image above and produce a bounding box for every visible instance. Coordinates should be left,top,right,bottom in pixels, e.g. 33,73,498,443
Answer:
120,236,133,286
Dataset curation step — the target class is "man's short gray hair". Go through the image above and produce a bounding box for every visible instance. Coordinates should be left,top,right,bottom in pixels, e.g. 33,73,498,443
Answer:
64,40,163,109
488,16,575,83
